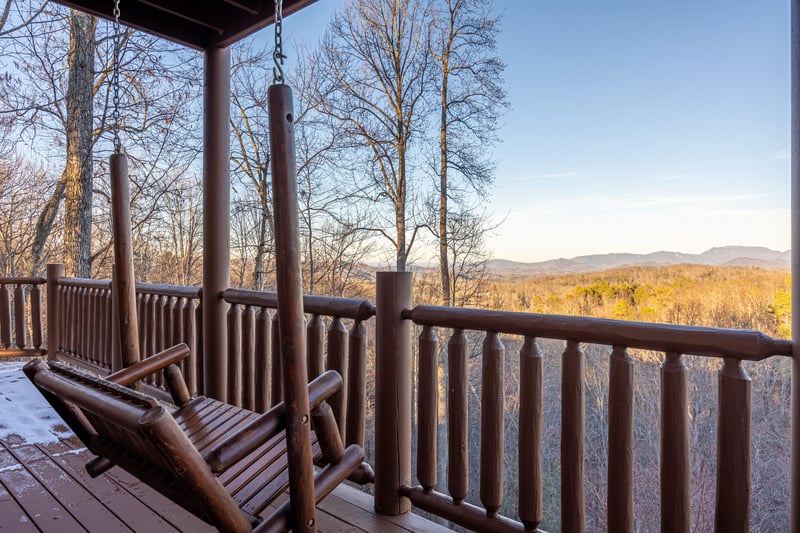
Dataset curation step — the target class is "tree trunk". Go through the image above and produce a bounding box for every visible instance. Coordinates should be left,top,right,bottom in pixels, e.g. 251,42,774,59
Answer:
29,174,67,277
439,66,450,306
63,11,96,277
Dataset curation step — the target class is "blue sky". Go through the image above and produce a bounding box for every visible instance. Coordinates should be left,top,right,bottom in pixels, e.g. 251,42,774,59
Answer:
284,1,790,262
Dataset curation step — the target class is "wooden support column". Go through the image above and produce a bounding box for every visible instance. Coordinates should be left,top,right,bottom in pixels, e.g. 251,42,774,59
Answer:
46,263,65,360
374,271,412,515
269,83,315,531
110,154,141,369
792,1,800,528
202,46,231,402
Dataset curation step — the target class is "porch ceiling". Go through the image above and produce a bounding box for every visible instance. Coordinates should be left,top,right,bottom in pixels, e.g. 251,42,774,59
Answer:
50,0,319,49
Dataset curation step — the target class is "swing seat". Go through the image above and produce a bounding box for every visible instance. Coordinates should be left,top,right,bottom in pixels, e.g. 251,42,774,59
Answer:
23,344,373,533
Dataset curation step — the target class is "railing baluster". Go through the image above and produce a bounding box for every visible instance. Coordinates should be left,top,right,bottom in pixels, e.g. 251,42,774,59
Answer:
14,285,26,349
46,264,65,359
307,314,325,380
661,351,690,533
327,317,348,441
227,303,243,407
0,285,9,349
346,319,366,448
608,345,634,533
77,285,86,358
0,284,10,350
89,288,99,363
254,308,272,413
243,305,256,411
31,284,42,349
418,325,439,492
146,293,157,358
271,312,282,407
154,294,166,354
715,357,751,531
183,298,198,396
137,292,146,359
448,328,468,504
519,336,542,530
63,286,72,353
562,340,586,533
481,331,505,517
171,297,183,346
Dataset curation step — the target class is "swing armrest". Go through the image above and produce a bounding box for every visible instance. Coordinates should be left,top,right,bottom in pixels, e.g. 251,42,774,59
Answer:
206,370,342,474
106,344,191,387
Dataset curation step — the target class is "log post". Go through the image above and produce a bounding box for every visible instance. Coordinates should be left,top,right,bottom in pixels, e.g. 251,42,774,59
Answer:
374,271,412,515
46,263,65,360
110,153,141,369
791,0,800,528
202,45,231,402
269,83,315,531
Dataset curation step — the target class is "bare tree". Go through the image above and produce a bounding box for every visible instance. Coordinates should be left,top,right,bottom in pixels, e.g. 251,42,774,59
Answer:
314,0,433,272
430,0,506,305
0,3,202,279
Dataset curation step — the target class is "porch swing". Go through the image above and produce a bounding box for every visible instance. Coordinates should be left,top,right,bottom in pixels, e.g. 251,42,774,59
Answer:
23,1,371,531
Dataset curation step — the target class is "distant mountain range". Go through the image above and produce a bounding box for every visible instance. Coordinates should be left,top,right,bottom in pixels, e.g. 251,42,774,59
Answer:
486,246,791,276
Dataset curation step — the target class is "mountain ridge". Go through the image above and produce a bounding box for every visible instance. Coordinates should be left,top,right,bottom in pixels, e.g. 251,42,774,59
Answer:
487,246,790,275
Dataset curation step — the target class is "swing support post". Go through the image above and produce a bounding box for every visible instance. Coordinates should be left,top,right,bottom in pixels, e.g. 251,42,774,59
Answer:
269,83,317,531
110,148,140,369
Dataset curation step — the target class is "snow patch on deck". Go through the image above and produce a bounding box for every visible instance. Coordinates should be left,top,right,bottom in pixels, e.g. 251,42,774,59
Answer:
0,362,74,445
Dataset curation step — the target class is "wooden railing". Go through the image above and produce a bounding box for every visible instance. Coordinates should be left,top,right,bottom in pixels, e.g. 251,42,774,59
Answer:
0,277,45,357
50,274,202,392
222,288,376,445
4,267,796,530
388,303,792,533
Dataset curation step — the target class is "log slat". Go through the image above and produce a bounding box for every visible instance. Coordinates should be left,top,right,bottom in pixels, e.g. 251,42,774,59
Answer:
417,325,439,492
661,352,690,533
14,285,26,349
448,328,468,504
608,345,634,533
346,320,366,449
561,340,585,533
327,317,348,440
518,336,542,530
307,314,325,381
480,332,504,517
715,357,751,531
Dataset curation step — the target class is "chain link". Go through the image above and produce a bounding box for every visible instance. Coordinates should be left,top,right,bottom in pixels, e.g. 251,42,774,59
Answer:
273,0,285,84
112,0,122,153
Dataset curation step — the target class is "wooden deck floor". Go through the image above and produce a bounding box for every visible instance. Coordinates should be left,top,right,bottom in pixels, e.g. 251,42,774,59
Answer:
0,363,454,532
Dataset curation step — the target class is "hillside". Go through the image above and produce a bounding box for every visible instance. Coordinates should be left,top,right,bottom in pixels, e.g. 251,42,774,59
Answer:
485,245,790,276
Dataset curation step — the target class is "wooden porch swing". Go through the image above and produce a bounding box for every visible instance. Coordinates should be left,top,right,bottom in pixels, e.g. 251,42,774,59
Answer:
25,1,371,531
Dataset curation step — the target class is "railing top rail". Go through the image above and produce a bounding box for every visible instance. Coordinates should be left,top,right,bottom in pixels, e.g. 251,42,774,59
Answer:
135,282,202,299
0,277,46,285
57,277,112,289
57,277,201,299
404,305,793,361
223,288,376,321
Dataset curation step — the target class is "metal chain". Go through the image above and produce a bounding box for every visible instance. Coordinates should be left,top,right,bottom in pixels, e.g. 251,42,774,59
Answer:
273,0,285,84
112,0,122,153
